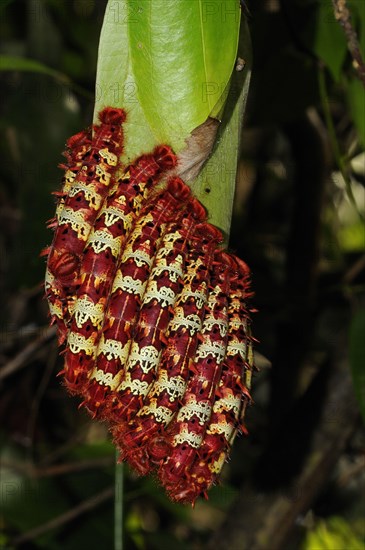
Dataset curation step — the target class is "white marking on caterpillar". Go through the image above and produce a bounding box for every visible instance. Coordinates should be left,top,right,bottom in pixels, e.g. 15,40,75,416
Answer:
48,300,63,319
127,343,161,374
142,281,176,307
213,393,241,415
176,395,212,426
95,163,111,185
73,296,105,329
173,427,203,449
139,400,174,424
201,316,228,337
152,261,184,283
121,244,155,268
168,308,202,335
97,334,130,362
195,339,227,362
118,373,150,396
58,207,94,240
209,452,226,474
90,368,124,390
87,229,122,257
112,273,146,296
226,336,247,359
68,182,100,205
229,316,247,331
103,203,132,229
99,148,118,166
207,421,234,441
158,231,183,248
67,332,95,355
149,370,186,402
178,287,207,310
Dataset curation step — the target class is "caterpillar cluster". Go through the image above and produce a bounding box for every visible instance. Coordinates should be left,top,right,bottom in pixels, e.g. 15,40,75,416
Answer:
44,107,254,505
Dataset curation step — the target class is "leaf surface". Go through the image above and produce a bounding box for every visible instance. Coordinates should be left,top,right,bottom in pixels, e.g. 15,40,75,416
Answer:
94,0,240,160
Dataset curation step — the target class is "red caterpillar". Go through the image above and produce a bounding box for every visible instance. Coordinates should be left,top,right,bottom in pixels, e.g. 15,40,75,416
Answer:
46,107,126,341
54,129,93,222
44,129,92,343
48,108,126,284
109,186,206,429
157,251,232,498
82,177,192,419
62,147,176,394
44,109,256,505
117,223,222,475
164,257,253,503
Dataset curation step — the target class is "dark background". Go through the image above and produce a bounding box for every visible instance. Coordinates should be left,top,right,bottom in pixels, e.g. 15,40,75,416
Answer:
0,1,364,548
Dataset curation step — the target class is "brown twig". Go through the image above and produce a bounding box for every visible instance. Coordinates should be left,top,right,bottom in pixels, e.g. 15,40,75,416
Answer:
1,457,114,478
27,339,59,458
39,429,94,467
343,254,365,284
338,453,365,487
11,486,114,547
0,325,56,382
332,0,365,87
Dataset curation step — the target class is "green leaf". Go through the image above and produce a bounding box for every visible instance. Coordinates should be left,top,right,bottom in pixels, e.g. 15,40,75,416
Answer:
0,54,70,82
311,2,348,82
345,75,365,147
129,0,240,143
94,0,157,161
339,220,365,252
349,309,365,422
94,0,240,160
0,55,92,98
303,517,365,550
191,19,252,238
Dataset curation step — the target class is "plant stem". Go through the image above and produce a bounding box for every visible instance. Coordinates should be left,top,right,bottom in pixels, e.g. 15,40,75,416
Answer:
317,64,363,220
114,454,124,550
332,0,365,87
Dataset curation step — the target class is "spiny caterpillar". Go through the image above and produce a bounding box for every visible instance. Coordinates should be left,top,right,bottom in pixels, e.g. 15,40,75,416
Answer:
117,224,221,475
43,107,255,505
45,108,125,346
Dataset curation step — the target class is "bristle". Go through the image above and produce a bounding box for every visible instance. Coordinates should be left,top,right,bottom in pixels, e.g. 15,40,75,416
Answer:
98,107,126,125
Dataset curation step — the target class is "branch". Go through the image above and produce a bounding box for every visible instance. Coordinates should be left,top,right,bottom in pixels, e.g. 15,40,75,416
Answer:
0,326,56,382
332,0,365,87
11,486,114,547
2,457,114,478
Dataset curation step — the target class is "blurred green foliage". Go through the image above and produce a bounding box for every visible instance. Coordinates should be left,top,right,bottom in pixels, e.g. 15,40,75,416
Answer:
0,1,364,549
303,516,364,550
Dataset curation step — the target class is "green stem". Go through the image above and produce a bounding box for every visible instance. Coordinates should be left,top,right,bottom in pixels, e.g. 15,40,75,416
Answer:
317,64,363,220
114,455,124,550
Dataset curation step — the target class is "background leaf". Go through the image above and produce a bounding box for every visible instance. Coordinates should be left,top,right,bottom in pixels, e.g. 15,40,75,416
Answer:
0,55,70,82
311,2,348,82
345,75,365,147
303,517,365,550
